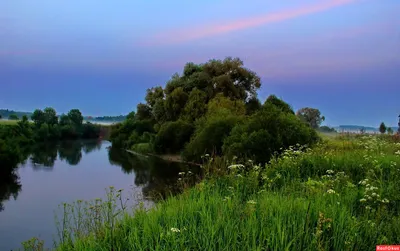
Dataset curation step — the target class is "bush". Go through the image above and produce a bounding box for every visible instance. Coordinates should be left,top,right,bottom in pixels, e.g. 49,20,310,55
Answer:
183,115,241,161
154,120,194,154
131,143,153,154
81,123,100,139
223,103,319,164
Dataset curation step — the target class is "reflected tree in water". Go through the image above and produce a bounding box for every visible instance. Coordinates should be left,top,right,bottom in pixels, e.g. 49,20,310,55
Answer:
82,140,102,154
59,141,83,166
0,169,22,212
107,146,196,200
30,142,58,170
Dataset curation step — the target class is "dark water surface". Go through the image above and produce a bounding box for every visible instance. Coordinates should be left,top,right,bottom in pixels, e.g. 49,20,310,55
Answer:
0,140,193,250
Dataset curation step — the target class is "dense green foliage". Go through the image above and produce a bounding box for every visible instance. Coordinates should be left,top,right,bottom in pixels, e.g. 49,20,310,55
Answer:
29,135,400,250
296,107,325,129
319,125,337,133
0,108,101,173
379,122,387,134
110,57,318,163
8,114,19,120
223,103,318,163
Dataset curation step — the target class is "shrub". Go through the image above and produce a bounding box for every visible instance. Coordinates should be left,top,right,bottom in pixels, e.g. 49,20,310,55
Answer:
154,120,194,154
223,103,319,164
183,115,241,161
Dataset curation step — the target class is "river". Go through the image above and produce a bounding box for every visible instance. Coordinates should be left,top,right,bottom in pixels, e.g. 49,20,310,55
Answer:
0,140,196,250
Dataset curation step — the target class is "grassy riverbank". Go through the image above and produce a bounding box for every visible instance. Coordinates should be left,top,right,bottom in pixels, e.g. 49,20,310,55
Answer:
23,134,400,250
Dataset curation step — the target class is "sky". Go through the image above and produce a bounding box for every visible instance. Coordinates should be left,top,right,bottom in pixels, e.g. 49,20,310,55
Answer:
1,0,399,127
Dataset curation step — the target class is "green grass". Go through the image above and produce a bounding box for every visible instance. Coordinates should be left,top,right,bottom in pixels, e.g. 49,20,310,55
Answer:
22,135,400,250
0,120,18,125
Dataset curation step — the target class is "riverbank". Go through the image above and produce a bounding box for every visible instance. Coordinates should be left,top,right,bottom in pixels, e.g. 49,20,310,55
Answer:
27,134,400,250
126,149,202,166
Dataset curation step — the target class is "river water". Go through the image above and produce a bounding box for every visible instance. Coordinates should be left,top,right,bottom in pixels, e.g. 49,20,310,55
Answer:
0,140,194,250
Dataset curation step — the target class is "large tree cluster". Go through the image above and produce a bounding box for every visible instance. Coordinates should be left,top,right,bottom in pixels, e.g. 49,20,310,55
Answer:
110,57,319,163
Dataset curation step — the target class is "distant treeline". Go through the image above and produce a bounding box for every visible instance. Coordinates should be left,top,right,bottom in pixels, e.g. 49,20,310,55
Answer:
0,109,32,119
85,115,127,122
0,109,127,122
0,107,103,172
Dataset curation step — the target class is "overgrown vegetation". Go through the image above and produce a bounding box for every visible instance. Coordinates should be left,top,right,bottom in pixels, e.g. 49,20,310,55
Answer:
23,134,400,250
110,57,320,163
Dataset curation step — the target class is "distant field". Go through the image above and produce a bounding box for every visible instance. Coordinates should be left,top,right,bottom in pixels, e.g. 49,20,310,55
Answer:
0,120,18,125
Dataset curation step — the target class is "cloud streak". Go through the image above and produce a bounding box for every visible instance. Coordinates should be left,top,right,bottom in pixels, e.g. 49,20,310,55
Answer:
147,0,358,45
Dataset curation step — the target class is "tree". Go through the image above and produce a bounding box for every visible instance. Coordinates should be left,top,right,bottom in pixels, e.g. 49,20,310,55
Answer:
16,115,33,142
152,100,167,124
8,114,19,120
387,127,393,135
43,107,58,126
165,87,189,121
202,57,261,101
223,103,319,164
127,111,135,121
67,109,83,126
136,103,152,121
181,88,208,122
319,126,337,133
296,107,325,129
245,97,262,115
206,93,246,118
183,115,240,161
398,115,400,134
31,109,45,127
0,115,2,119
264,95,294,114
145,87,164,108
154,120,194,154
379,122,387,134
59,114,71,126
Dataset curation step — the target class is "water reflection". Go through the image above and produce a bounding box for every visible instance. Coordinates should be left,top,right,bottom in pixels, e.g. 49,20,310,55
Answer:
0,170,21,212
108,147,200,199
0,140,102,211
0,140,198,213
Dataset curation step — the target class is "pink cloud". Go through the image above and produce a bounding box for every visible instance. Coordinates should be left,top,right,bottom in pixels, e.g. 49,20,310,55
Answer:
146,0,358,45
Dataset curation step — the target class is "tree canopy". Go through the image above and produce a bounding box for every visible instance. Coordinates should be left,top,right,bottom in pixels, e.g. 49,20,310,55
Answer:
379,122,387,134
296,107,325,129
109,57,320,164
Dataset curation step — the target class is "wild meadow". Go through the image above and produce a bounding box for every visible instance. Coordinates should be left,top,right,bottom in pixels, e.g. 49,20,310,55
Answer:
21,133,400,250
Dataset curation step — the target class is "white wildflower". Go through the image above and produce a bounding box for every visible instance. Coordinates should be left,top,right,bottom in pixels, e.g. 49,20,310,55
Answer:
228,164,245,170
247,200,257,205
223,196,231,201
178,172,185,176
326,170,334,174
171,228,180,233
371,193,377,197
359,198,367,203
382,198,390,203
327,189,336,194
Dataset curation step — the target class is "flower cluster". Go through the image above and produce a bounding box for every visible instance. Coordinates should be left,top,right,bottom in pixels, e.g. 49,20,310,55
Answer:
358,179,390,211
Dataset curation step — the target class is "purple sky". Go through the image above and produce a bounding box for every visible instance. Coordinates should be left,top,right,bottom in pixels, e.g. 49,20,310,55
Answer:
1,0,399,126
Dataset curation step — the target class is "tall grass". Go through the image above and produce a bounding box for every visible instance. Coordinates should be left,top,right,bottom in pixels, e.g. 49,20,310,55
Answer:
23,135,400,250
